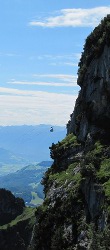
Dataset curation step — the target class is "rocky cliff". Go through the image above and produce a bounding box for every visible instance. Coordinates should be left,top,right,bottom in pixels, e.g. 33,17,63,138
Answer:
0,189,36,250
0,189,25,226
67,15,110,143
28,15,110,250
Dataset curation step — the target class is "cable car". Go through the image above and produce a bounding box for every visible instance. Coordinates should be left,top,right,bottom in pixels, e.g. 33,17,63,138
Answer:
50,127,53,132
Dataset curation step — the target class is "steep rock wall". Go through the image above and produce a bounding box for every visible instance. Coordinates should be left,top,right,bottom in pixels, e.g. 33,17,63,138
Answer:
67,16,110,142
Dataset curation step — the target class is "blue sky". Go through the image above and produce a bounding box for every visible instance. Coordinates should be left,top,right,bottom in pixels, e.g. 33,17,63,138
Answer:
0,0,110,126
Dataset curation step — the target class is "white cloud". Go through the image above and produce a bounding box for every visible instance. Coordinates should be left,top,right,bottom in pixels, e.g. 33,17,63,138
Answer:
0,87,36,96
7,74,77,87
37,53,79,61
63,62,78,66
7,81,76,87
0,88,77,126
33,73,77,81
0,52,21,57
36,53,81,67
29,7,110,28
49,62,78,67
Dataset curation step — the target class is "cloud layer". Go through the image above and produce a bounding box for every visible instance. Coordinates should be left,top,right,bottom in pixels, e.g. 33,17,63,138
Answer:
7,74,77,87
29,7,110,28
36,53,80,68
0,88,77,126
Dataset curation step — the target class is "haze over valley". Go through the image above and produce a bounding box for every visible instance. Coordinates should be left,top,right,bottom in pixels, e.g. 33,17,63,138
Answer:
0,125,66,206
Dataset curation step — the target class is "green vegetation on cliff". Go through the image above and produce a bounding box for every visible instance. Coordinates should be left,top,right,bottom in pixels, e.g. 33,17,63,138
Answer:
0,206,36,250
0,189,25,226
0,207,36,230
0,189,36,250
78,14,110,85
30,134,110,250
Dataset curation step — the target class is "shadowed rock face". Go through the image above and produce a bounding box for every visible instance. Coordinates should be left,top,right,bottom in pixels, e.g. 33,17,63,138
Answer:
0,189,25,225
0,189,36,250
67,20,110,142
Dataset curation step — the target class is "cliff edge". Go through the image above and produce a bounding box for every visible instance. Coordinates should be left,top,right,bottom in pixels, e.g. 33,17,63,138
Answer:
29,16,110,250
67,15,110,143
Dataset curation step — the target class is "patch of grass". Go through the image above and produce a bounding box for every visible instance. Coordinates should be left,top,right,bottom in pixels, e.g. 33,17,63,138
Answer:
0,207,36,230
97,159,110,181
96,158,110,203
57,134,80,148
103,180,110,202
93,141,103,155
30,191,43,206
84,141,103,168
49,163,81,188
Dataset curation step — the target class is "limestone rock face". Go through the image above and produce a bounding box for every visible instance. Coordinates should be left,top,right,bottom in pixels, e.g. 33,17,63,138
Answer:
81,178,105,226
67,19,110,142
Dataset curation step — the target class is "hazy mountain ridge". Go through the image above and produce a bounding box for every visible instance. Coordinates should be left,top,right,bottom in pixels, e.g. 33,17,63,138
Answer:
0,147,28,165
0,161,52,207
0,125,64,207
0,125,66,162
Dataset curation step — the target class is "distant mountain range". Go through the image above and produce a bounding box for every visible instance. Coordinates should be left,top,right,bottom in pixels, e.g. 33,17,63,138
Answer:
0,125,66,163
0,147,28,165
0,147,30,176
0,125,66,205
0,161,52,207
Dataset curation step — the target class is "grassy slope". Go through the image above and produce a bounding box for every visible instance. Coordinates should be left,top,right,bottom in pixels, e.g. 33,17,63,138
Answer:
0,207,36,230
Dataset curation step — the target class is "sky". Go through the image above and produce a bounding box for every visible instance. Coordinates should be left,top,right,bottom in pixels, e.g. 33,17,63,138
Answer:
0,0,110,126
